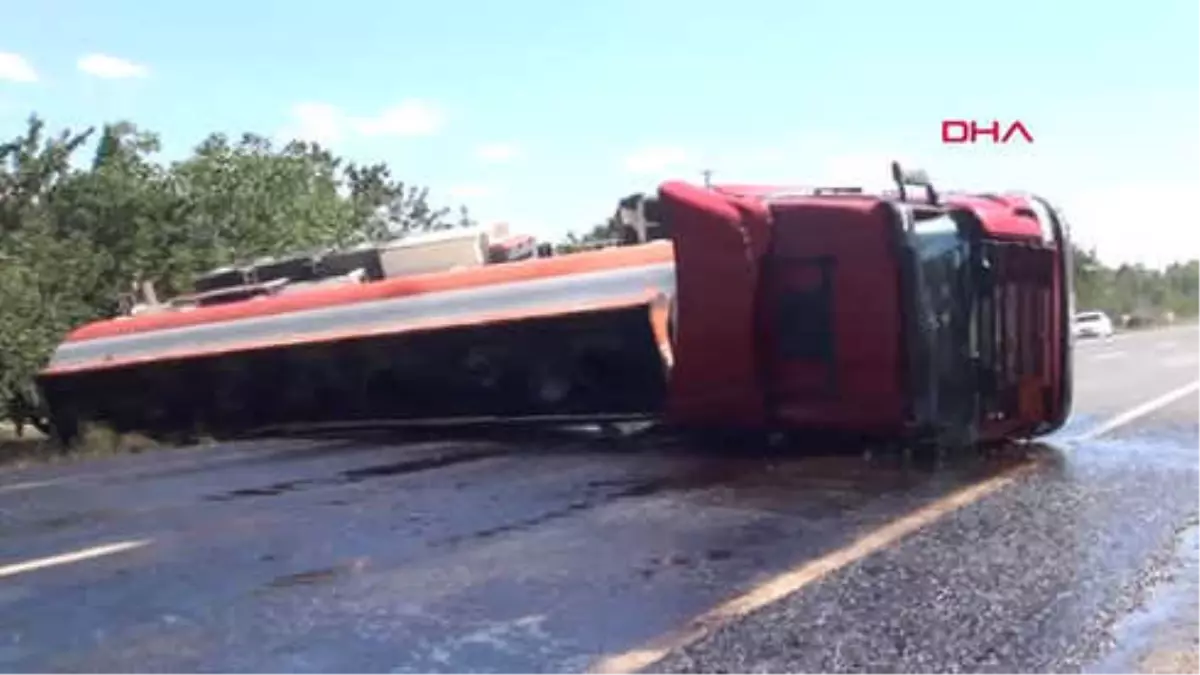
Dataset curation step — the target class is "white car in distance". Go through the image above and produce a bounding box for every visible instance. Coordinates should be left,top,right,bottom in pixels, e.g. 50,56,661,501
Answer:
1073,311,1115,340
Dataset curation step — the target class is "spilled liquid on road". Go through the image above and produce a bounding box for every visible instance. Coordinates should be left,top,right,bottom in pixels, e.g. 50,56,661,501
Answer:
1085,524,1200,673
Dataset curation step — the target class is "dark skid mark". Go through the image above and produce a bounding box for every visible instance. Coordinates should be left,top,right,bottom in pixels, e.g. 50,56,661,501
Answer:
590,449,927,502
260,559,370,592
204,479,319,501
584,456,760,498
706,548,734,561
267,567,342,588
114,438,370,484
201,446,503,502
339,449,499,481
434,492,606,547
0,509,120,537
432,461,754,549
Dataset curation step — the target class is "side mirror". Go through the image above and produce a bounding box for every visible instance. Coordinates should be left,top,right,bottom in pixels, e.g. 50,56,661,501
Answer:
891,161,939,205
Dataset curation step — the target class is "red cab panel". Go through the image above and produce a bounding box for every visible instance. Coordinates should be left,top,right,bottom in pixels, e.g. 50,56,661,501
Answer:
656,181,770,428
761,199,909,434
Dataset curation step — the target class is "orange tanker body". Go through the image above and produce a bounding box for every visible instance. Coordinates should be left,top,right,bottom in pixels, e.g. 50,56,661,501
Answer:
36,162,1073,450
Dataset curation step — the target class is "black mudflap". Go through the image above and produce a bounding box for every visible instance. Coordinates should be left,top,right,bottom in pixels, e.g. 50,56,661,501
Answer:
38,301,671,440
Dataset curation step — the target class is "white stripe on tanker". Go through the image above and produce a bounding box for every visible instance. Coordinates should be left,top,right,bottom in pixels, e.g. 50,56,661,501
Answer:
50,262,678,372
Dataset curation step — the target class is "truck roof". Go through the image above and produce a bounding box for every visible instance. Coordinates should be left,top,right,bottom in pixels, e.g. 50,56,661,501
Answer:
713,183,1046,242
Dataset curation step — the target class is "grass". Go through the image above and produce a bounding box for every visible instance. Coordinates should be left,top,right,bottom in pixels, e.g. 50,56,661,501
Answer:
0,420,164,470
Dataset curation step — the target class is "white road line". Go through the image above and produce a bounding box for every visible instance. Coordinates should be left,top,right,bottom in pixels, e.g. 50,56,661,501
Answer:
1090,350,1128,361
1071,380,1200,442
0,478,71,495
0,539,151,580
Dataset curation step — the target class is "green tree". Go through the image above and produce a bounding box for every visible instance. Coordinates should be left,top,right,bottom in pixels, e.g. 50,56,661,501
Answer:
346,168,465,241
0,114,474,436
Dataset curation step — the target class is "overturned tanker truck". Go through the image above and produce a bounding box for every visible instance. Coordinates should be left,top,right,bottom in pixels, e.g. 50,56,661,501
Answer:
36,162,1073,450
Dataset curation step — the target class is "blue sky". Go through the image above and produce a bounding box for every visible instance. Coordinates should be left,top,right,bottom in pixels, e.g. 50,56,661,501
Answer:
1,0,1197,267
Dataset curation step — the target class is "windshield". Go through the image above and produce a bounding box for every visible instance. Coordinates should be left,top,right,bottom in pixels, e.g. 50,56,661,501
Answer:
904,209,975,439
911,212,971,315
912,213,965,262
1076,312,1103,323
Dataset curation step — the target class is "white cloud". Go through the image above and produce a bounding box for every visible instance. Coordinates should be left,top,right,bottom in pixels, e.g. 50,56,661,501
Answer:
623,145,693,174
279,101,346,146
277,99,448,146
77,53,149,79
354,100,444,137
476,142,522,163
0,52,37,83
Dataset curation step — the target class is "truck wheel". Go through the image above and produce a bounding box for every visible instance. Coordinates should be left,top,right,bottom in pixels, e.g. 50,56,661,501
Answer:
50,414,80,451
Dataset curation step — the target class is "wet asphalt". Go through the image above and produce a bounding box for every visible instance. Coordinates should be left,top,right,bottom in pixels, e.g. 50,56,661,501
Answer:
0,325,1195,673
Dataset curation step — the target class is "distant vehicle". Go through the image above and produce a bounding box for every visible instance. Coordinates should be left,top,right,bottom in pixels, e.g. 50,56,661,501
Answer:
1073,311,1114,339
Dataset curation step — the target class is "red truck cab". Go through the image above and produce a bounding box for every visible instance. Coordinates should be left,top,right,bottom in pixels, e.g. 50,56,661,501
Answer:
656,163,1073,447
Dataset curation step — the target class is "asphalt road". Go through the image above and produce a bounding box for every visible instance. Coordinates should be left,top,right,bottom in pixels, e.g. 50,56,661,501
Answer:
0,325,1195,673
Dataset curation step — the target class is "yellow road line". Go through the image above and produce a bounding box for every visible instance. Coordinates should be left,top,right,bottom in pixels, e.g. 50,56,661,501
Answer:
590,382,1200,673
0,539,151,580
587,461,1035,673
